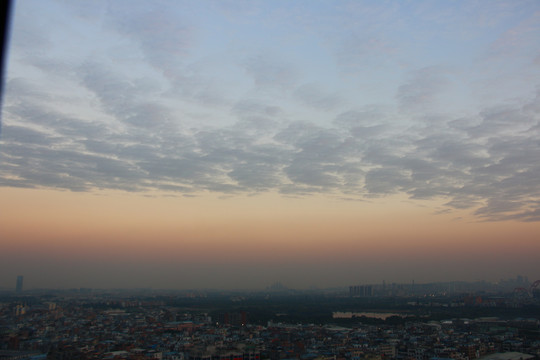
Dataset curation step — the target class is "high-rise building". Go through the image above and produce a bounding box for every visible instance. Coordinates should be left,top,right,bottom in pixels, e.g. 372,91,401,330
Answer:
349,285,373,297
15,275,23,292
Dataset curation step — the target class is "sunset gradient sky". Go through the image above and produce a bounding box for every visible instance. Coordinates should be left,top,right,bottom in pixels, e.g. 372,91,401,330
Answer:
1,0,540,290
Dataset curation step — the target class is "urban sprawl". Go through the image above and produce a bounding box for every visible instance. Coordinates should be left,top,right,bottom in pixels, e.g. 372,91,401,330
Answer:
1,278,540,360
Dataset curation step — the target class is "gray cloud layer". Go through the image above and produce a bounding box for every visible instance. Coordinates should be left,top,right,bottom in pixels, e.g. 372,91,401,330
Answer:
2,0,540,222
2,64,540,221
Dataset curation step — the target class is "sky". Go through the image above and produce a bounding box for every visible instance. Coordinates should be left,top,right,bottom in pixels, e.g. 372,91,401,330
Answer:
1,0,540,290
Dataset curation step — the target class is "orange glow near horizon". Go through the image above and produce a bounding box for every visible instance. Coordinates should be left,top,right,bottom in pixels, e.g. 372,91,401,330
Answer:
3,187,540,268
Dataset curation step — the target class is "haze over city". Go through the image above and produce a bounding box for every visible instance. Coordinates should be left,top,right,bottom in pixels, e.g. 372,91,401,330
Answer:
1,0,540,290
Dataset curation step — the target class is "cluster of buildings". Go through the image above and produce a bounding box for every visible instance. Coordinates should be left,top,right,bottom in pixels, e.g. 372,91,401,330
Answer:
348,276,539,299
1,294,540,360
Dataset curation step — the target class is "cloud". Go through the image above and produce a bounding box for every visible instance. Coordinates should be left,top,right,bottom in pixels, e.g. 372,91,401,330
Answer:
1,124,59,146
243,55,299,90
3,64,540,222
2,0,540,222
487,8,540,58
334,32,395,74
364,167,410,195
232,100,282,118
466,106,535,138
76,61,182,136
397,67,449,111
293,83,342,110
106,1,193,76
228,162,283,190
277,122,362,191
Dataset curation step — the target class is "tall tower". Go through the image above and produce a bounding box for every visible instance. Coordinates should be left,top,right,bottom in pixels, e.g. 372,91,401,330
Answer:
15,275,23,293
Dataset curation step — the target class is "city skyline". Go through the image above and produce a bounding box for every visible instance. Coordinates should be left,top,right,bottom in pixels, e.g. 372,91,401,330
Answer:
1,0,540,290
3,273,537,292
